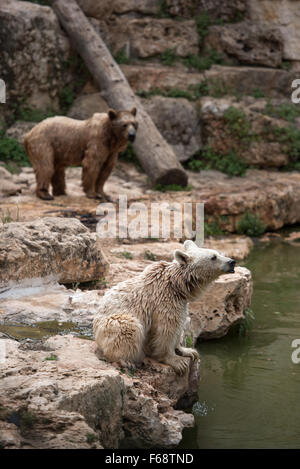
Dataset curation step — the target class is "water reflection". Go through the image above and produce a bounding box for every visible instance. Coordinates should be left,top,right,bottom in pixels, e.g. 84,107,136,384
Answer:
179,241,300,449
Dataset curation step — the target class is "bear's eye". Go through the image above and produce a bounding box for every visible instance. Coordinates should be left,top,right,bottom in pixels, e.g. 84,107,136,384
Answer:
122,124,127,129
211,255,217,261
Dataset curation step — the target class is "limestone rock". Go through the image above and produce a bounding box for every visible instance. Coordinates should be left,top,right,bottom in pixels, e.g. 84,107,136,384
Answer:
5,121,36,145
0,335,198,448
122,63,298,99
91,17,198,58
0,0,71,109
205,21,283,68
67,93,109,120
188,267,253,340
248,0,300,62
200,97,290,168
0,218,109,290
142,96,201,162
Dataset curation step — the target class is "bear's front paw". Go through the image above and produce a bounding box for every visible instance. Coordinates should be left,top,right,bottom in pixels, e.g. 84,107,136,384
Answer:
176,346,199,361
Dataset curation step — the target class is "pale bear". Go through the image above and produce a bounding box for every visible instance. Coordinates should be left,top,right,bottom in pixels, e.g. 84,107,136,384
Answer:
93,241,236,375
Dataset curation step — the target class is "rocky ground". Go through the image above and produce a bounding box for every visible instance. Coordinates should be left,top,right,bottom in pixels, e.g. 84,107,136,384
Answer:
1,0,300,450
0,164,254,449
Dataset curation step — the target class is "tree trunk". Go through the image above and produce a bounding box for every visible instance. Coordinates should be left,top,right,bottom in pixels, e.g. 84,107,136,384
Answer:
53,0,188,187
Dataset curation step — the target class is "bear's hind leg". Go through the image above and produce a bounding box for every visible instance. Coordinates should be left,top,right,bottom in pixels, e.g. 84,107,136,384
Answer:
28,142,55,200
93,314,144,367
52,166,66,196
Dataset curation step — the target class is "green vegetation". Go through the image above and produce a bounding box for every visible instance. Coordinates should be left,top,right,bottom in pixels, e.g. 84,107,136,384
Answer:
183,49,223,71
161,48,178,66
273,125,300,170
144,250,158,261
252,88,265,99
153,183,193,192
118,251,133,260
204,220,224,237
86,433,98,444
187,146,247,177
236,212,267,237
280,61,292,71
16,106,56,123
185,335,194,348
0,133,30,171
1,207,20,224
264,102,300,123
59,85,76,113
45,354,59,361
223,106,251,142
19,410,37,430
114,47,130,65
157,0,171,18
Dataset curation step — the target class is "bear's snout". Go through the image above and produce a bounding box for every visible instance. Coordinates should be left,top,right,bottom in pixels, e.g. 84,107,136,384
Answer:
228,259,236,273
128,129,136,142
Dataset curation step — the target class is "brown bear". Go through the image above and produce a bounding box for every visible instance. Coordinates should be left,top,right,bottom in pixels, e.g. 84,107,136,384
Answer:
23,108,138,200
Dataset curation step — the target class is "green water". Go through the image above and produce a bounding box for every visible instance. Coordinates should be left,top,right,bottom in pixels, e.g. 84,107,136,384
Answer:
180,240,300,449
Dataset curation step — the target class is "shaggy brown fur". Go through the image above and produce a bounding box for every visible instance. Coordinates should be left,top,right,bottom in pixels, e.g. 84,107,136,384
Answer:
23,108,138,200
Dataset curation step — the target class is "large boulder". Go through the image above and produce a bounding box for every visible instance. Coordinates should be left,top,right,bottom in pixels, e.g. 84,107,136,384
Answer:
200,97,291,168
0,218,109,290
0,335,197,448
205,21,283,68
91,16,199,58
121,63,299,99
142,96,202,162
67,93,109,120
0,0,70,110
187,267,252,340
248,0,300,62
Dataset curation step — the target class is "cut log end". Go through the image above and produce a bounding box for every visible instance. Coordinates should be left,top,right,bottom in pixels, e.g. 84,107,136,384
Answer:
155,169,188,188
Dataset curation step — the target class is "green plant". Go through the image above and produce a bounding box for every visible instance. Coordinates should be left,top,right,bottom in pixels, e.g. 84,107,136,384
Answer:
59,85,75,113
114,47,130,65
144,250,158,261
185,335,194,348
45,354,58,361
183,49,223,71
187,147,247,177
236,212,266,237
280,61,292,71
195,11,211,46
17,106,56,122
157,0,171,18
252,88,265,99
264,102,300,123
1,207,20,224
118,251,133,260
20,411,37,430
161,48,178,66
86,433,98,444
224,106,251,142
0,135,30,168
153,183,193,192
204,221,223,237
273,125,300,170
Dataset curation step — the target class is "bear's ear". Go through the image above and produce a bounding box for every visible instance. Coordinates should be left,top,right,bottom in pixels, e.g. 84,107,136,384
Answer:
174,249,190,266
108,109,117,120
130,107,137,116
184,240,196,251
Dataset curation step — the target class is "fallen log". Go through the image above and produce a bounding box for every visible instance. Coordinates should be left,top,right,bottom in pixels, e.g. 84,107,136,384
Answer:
53,0,188,187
